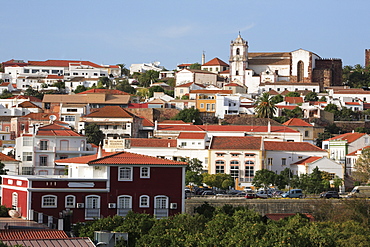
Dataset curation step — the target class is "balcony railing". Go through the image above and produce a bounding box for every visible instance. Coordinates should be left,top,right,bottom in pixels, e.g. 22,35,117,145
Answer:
85,208,100,219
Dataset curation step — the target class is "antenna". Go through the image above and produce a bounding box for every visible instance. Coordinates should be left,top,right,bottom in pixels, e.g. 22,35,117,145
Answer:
49,115,57,123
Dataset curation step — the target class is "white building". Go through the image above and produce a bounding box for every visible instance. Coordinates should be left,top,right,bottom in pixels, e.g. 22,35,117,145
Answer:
15,123,96,175
175,69,218,86
129,62,164,74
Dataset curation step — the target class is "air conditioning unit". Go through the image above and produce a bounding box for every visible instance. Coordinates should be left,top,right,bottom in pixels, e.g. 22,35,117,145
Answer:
108,203,116,209
76,203,84,208
170,203,177,209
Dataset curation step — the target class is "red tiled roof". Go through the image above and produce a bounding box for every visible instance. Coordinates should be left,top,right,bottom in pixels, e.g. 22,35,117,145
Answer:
14,101,41,109
88,151,188,166
363,103,370,110
276,105,298,110
129,138,177,148
0,82,10,86
283,118,312,127
224,83,242,87
141,117,154,127
159,120,188,125
264,141,326,152
220,69,230,74
8,95,42,102
55,151,114,164
292,156,322,165
210,136,262,150
84,106,136,118
268,90,279,95
0,153,19,162
285,97,304,104
77,89,130,95
345,102,361,105
28,60,103,68
202,57,229,66
325,132,366,143
178,132,206,139
333,88,370,94
177,63,192,67
110,65,119,68
157,124,204,131
23,113,54,120
2,238,95,247
36,123,82,137
0,229,68,240
347,146,370,156
46,75,63,79
128,103,148,108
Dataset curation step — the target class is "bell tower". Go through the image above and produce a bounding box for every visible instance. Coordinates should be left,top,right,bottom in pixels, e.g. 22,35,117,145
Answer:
229,33,248,85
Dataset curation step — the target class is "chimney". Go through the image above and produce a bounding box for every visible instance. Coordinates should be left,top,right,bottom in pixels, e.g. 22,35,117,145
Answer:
267,120,271,133
202,51,205,65
97,142,102,159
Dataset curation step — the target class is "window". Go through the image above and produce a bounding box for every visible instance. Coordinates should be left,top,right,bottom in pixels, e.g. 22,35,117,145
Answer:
230,166,239,178
245,161,254,165
281,158,286,166
113,125,118,130
140,195,149,208
64,116,75,121
40,140,48,150
65,195,76,208
216,153,224,157
85,195,100,219
324,144,329,149
215,160,225,165
23,137,32,146
211,104,215,110
60,140,69,151
216,165,225,174
122,124,127,130
236,70,239,75
245,166,254,177
73,72,78,75
66,109,78,112
51,70,59,74
328,173,335,180
236,48,240,55
154,196,168,218
22,167,33,175
39,156,48,166
298,156,303,159
24,69,29,73
267,158,273,165
245,154,255,157
297,61,304,82
230,160,239,165
140,167,150,178
181,142,187,147
12,193,18,209
304,131,309,137
231,153,239,157
42,195,57,208
23,152,32,161
32,69,39,73
118,167,132,181
118,195,132,216
206,104,210,111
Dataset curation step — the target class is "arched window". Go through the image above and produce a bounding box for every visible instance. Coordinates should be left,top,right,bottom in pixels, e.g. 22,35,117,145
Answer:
297,61,304,82
42,195,57,208
85,195,100,219
230,160,239,165
118,195,132,216
65,195,76,208
12,192,18,209
139,195,150,208
154,195,168,218
215,160,225,165
245,161,254,165
236,48,240,55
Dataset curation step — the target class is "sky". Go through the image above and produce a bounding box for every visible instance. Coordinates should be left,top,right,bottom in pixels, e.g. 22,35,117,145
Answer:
1,1,369,70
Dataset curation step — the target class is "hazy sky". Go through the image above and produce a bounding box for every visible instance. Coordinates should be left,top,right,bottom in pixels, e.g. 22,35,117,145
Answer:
1,1,369,70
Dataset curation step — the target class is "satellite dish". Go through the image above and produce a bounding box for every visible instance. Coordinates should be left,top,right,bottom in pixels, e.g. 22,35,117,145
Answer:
49,115,57,122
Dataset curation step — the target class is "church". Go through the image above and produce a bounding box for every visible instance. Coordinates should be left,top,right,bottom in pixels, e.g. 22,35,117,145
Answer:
228,34,342,94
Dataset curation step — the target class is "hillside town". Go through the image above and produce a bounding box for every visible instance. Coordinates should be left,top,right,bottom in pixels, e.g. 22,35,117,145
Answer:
1,34,370,245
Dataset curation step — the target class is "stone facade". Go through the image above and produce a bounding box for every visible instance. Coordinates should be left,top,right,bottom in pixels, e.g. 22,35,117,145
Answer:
366,49,370,68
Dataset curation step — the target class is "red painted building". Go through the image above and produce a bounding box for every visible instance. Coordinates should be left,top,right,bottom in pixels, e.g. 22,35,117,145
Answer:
1,151,187,223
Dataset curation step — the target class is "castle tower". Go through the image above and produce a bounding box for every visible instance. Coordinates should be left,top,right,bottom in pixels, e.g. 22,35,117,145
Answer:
229,33,248,85
366,49,370,68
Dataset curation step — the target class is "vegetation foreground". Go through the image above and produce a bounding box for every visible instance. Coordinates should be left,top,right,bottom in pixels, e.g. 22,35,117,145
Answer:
73,200,370,247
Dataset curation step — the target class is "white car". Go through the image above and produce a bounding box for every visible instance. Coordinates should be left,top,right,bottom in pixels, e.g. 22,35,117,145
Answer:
256,190,272,198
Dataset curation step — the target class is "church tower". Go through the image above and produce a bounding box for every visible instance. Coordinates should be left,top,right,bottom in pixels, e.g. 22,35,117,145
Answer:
229,33,248,85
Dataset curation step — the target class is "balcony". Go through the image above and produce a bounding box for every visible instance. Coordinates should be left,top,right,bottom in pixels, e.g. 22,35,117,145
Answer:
85,208,100,219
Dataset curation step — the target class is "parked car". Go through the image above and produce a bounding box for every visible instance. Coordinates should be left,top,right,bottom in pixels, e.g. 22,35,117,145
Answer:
202,190,216,196
245,193,257,199
320,191,340,199
272,190,284,197
281,189,304,198
256,190,272,198
347,186,370,198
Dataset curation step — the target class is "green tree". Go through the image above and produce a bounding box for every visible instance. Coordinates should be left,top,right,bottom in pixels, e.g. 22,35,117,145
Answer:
73,85,87,94
324,103,339,114
148,85,164,98
116,80,136,94
138,70,159,88
202,173,234,190
285,92,300,97
84,123,104,146
254,92,277,118
24,87,44,99
275,168,292,189
117,64,130,77
0,162,8,175
189,63,201,70
304,91,318,101
252,169,277,189
319,96,327,102
171,108,202,124
181,158,203,186
352,148,370,184
98,77,111,89
0,89,13,99
53,80,65,91
271,94,283,104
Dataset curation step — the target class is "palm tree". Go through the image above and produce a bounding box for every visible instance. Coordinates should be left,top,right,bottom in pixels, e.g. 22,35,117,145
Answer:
255,92,277,118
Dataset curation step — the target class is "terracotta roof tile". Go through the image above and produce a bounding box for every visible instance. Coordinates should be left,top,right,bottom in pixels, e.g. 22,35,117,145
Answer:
202,57,229,66
84,106,137,118
283,118,312,127
2,238,95,247
292,156,322,165
88,151,188,166
77,89,130,95
198,125,299,133
325,132,366,143
210,136,262,150
190,90,232,94
347,146,370,156
159,120,188,124
0,153,19,162
55,151,115,164
276,105,298,110
14,101,41,109
28,59,103,68
8,95,42,102
224,83,243,87
36,123,82,137
0,229,68,240
264,141,326,152
157,124,204,131
345,102,361,105
23,112,54,120
285,97,304,104
177,132,206,139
